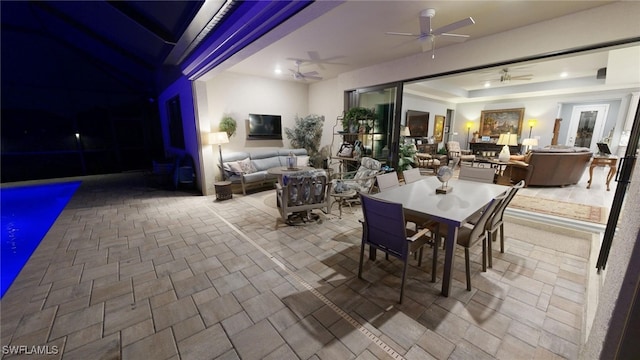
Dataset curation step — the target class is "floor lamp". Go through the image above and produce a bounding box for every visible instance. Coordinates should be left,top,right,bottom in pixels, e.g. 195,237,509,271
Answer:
527,119,537,138
209,132,229,181
466,121,473,149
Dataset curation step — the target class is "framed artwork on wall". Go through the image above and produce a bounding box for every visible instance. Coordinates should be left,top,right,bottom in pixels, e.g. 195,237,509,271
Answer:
479,108,525,138
406,110,429,137
433,115,445,142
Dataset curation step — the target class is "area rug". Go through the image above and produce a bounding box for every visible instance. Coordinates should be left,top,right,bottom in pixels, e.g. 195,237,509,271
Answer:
509,194,607,224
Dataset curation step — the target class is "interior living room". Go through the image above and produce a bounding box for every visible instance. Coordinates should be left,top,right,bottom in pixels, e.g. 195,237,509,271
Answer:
1,1,639,359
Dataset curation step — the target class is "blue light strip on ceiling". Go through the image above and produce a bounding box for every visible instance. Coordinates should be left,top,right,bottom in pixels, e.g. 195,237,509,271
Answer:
182,0,313,80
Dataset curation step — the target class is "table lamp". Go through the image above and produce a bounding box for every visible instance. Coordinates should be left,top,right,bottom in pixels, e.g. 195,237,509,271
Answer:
400,126,411,144
497,133,518,162
522,138,538,152
209,132,229,180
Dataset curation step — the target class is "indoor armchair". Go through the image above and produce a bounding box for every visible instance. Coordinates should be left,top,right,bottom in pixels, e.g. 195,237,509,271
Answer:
446,141,475,167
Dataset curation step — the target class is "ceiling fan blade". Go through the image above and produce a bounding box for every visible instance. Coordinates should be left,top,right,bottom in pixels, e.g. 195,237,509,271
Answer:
302,71,319,77
439,33,470,42
510,75,533,80
432,17,475,36
306,75,323,80
385,31,419,37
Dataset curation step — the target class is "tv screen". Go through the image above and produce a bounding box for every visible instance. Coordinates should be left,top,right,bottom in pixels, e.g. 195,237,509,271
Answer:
247,114,282,140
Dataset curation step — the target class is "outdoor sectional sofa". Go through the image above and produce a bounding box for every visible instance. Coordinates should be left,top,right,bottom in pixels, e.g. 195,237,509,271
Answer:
508,146,592,187
220,148,308,194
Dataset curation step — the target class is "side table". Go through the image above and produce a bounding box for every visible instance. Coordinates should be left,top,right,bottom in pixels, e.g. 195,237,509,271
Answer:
587,156,618,191
214,181,233,201
330,190,357,218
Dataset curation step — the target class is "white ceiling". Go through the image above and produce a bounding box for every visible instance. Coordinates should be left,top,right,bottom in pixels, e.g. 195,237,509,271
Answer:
223,0,639,102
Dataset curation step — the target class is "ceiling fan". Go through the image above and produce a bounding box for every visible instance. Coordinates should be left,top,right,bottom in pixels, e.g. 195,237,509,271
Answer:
386,8,475,58
288,60,323,81
494,68,534,83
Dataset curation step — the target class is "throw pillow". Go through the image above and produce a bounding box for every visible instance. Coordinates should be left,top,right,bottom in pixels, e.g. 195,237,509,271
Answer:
296,155,310,167
227,160,244,175
239,158,256,174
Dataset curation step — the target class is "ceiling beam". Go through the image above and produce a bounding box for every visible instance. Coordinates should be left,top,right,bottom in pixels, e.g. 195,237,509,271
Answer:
105,1,181,45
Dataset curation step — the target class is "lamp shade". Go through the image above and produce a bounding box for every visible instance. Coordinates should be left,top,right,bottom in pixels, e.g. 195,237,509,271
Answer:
496,133,518,146
209,132,229,145
528,119,537,128
522,138,538,146
400,126,411,137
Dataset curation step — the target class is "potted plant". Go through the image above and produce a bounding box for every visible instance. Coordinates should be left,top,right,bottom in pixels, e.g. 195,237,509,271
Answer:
284,114,325,167
219,116,237,138
343,107,375,133
397,143,417,172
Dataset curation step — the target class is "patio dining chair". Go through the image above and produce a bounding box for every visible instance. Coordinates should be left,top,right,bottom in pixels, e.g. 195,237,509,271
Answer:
431,192,507,290
402,168,423,184
486,180,525,267
458,165,495,184
358,194,432,303
376,172,400,192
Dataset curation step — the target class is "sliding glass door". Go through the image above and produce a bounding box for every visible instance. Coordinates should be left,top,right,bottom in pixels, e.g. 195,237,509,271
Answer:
345,82,403,167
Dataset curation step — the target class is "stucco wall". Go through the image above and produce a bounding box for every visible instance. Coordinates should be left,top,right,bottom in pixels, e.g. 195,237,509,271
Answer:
581,158,640,359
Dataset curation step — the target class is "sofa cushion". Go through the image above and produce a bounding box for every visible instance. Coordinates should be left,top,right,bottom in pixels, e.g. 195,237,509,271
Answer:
278,148,307,156
221,151,251,163
252,156,282,171
242,171,270,184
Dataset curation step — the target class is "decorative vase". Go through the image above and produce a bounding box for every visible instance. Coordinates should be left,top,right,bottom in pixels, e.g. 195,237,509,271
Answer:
498,145,511,162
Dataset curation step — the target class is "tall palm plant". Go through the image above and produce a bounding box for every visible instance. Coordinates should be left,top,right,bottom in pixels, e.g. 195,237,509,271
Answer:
285,114,325,167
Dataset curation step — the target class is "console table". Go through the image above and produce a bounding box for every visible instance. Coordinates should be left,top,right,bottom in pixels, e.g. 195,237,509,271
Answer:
470,142,521,156
587,156,618,191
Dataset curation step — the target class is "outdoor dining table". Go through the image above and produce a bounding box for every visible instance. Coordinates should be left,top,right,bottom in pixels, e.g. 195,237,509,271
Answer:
372,176,507,297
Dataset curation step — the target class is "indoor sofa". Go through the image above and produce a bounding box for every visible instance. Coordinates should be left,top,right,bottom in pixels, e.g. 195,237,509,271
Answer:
508,147,592,187
221,148,308,194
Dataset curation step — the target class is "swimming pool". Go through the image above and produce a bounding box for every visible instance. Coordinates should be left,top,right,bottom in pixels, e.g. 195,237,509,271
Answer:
1,181,81,298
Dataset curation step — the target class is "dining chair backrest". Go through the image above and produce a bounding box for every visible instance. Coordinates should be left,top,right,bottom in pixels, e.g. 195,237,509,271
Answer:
376,172,400,192
360,194,408,258
459,193,507,248
487,180,525,230
458,165,495,184
402,168,422,184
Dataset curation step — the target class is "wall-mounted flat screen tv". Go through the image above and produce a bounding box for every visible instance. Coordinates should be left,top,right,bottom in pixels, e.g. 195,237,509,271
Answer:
247,114,282,140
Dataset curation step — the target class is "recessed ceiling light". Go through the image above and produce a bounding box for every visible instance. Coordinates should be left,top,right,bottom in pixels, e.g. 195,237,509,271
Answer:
484,81,491,88
274,68,282,74
560,72,568,78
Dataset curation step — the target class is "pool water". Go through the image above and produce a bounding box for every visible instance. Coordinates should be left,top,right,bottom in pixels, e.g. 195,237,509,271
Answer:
1,181,81,298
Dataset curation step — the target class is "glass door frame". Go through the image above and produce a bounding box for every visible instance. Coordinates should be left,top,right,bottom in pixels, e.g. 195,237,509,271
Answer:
344,81,404,169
